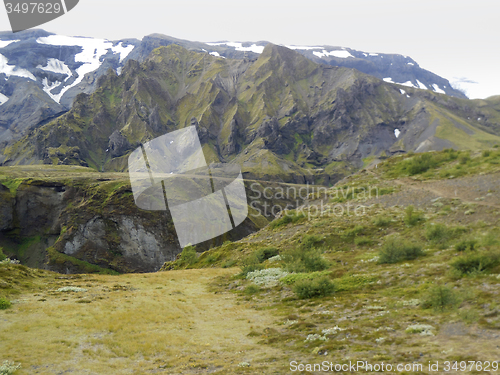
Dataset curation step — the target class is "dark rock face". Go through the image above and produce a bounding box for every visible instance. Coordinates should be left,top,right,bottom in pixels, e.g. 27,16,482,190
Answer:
15,181,67,236
108,130,131,158
0,183,14,230
0,177,264,274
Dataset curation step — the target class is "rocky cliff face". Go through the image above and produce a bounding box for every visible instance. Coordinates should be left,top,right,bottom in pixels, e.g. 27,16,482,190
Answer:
0,173,267,273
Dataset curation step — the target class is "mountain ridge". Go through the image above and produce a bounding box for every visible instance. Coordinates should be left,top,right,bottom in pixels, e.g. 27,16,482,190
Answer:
0,29,471,162
2,43,500,186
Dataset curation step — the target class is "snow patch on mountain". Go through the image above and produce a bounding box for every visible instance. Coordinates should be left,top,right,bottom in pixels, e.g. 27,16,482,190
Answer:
416,80,428,90
0,40,20,48
400,81,415,88
285,45,324,50
394,129,400,138
313,50,354,59
36,35,134,103
432,84,446,94
111,42,134,63
0,92,8,105
0,54,36,80
41,77,63,102
37,58,72,78
206,42,264,54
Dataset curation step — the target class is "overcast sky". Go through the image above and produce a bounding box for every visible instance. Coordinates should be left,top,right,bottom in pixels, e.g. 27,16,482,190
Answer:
1,0,498,98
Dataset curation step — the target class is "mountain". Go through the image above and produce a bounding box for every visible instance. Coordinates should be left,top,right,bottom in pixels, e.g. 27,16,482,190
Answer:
202,40,466,98
2,43,500,186
0,31,470,165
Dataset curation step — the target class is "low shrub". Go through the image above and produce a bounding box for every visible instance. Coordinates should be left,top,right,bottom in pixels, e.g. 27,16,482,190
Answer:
300,235,324,250
459,154,470,165
404,205,424,226
293,276,335,299
450,252,500,275
425,223,456,248
255,247,279,262
283,235,329,273
455,238,479,252
421,285,459,311
178,245,197,267
341,225,365,240
0,297,12,310
283,247,329,273
378,237,424,264
244,284,260,295
0,247,5,262
269,212,306,229
280,271,331,285
405,324,435,335
372,216,392,227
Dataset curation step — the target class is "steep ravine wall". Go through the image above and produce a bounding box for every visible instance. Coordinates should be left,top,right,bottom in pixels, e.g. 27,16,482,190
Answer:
0,179,267,274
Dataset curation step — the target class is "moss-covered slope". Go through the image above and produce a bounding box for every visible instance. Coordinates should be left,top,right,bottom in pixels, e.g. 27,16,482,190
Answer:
3,44,500,185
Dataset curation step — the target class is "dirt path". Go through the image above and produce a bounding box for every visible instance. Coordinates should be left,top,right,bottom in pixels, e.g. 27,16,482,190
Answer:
365,167,500,210
392,177,500,209
0,268,289,374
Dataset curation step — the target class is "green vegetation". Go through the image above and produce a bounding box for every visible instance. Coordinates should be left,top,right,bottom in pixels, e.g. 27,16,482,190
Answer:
239,257,265,276
0,247,5,262
0,297,12,310
404,205,425,226
255,247,279,262
372,216,392,227
280,270,331,286
244,284,261,295
47,247,119,275
378,237,424,264
383,149,500,180
451,252,500,275
178,245,198,267
269,212,306,229
392,151,457,176
455,238,479,252
292,276,335,299
282,235,329,273
3,144,500,372
425,223,461,249
421,285,459,311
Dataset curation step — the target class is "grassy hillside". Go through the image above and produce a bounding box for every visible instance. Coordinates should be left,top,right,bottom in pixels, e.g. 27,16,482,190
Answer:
1,149,499,373
160,148,500,371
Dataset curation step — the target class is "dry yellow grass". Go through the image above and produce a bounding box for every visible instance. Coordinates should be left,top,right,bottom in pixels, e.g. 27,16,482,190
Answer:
0,268,288,374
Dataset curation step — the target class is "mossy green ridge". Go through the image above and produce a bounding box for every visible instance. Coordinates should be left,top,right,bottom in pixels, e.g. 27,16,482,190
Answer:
3,44,500,185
